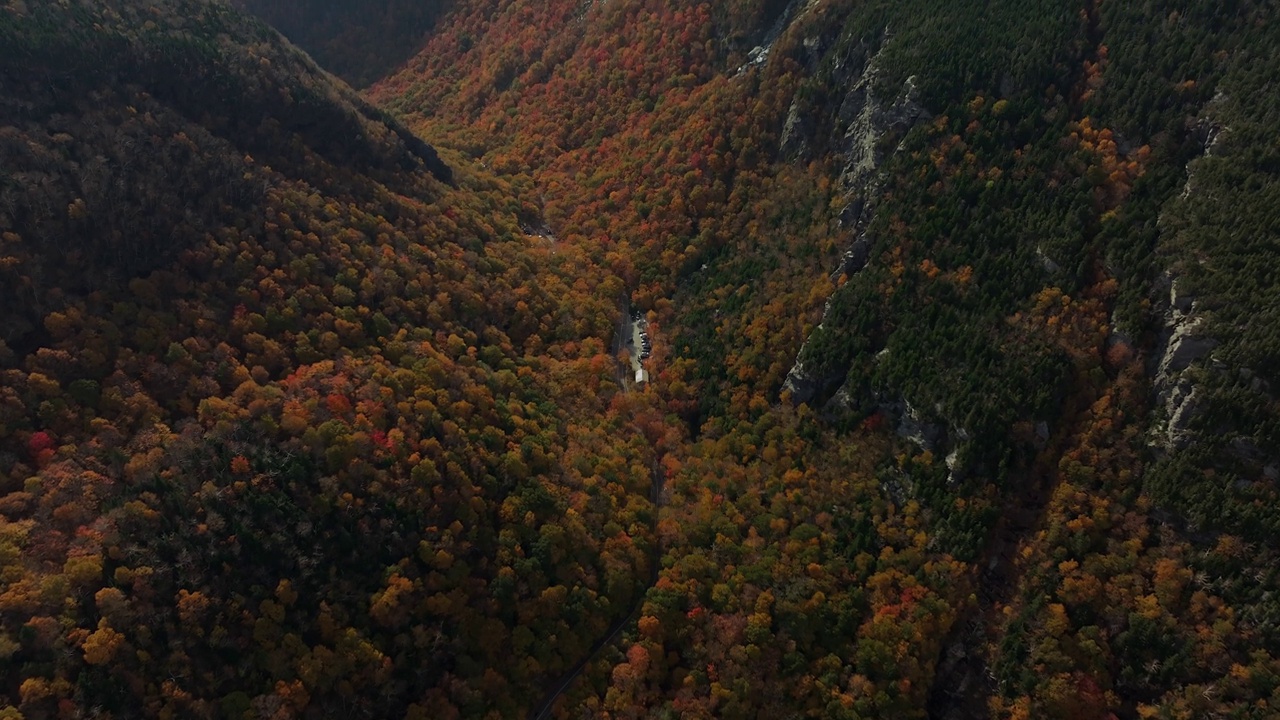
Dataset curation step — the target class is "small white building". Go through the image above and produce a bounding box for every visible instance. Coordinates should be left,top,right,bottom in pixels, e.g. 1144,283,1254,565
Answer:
635,368,649,384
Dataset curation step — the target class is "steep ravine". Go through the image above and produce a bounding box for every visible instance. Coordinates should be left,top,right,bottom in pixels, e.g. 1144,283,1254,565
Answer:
923,0,1155,710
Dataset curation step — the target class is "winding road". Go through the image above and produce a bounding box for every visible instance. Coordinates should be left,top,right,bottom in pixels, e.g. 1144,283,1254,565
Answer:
528,307,664,720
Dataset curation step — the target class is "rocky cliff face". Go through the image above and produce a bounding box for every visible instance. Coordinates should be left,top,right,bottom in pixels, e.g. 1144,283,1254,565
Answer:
780,32,929,194
1151,276,1215,450
1149,104,1277,477
781,37,928,406
1150,112,1225,452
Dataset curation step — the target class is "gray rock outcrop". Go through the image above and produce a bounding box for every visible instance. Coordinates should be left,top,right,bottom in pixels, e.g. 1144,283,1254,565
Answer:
1152,274,1216,450
1151,106,1225,452
781,354,842,406
782,35,929,406
833,64,927,210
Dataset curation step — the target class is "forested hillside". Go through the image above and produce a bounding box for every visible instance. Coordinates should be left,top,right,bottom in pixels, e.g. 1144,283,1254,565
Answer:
1,1,653,716
371,0,1280,716
229,0,454,87
2,0,1278,718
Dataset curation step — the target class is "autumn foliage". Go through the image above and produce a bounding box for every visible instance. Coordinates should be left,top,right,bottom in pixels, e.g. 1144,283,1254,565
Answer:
3,0,1280,717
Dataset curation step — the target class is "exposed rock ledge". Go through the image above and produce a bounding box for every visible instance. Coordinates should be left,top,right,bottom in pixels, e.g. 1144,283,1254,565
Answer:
1151,275,1216,450
782,36,929,406
780,356,839,407
1150,108,1225,451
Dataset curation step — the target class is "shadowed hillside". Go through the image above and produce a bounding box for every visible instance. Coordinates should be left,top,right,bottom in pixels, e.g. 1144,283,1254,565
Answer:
0,1,658,716
230,0,454,87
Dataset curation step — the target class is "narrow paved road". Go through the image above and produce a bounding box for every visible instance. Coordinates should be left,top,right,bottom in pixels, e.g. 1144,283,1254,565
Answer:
529,618,633,719
528,309,664,720
611,306,632,390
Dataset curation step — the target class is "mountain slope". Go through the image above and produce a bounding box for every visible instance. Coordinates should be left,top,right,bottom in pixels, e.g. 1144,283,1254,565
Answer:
0,0,449,352
4,0,1280,718
367,0,1280,717
228,0,454,87
0,1,656,717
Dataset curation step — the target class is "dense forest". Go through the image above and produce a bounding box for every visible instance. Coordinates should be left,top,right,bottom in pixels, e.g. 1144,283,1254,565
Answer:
1,0,1278,718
